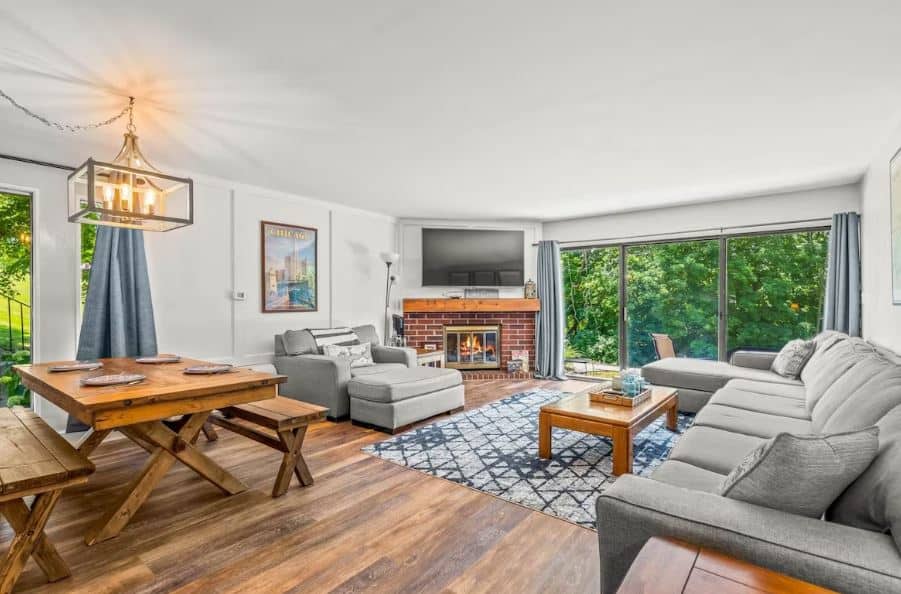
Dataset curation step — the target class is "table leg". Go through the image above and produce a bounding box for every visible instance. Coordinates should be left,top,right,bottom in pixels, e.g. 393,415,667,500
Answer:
612,426,633,476
538,411,552,459
666,402,678,432
273,426,312,497
75,428,112,457
85,412,245,545
0,490,65,594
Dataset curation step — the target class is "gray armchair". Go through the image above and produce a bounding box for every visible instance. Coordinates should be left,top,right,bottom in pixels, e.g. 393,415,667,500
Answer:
274,324,416,420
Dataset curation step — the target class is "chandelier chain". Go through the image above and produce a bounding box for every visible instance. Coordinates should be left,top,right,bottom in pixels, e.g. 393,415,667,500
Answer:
0,89,134,133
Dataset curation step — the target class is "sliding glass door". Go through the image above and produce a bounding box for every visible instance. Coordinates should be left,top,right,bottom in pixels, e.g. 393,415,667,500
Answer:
562,247,620,377
625,240,720,367
726,230,829,353
561,227,830,372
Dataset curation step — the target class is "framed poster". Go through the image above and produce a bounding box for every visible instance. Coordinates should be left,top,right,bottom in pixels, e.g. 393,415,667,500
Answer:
261,221,318,313
892,149,901,304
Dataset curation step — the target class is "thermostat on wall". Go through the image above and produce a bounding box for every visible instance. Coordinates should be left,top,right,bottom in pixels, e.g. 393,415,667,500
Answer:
232,290,246,301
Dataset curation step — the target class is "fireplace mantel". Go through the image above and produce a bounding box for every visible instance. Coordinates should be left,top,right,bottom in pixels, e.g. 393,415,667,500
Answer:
403,298,540,313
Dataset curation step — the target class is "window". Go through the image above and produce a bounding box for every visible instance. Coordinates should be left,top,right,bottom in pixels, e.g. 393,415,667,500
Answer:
562,247,619,376
626,239,719,367
0,191,32,408
726,230,829,353
562,227,830,372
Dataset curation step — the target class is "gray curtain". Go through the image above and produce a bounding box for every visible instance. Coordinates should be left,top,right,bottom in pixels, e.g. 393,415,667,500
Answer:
535,240,566,379
69,226,157,431
823,212,861,336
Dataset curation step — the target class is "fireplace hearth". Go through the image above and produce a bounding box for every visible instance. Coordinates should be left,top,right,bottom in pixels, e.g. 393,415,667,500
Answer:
444,325,500,370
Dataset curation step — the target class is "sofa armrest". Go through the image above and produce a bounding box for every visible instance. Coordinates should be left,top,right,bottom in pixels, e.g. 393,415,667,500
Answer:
274,354,352,417
596,475,901,594
371,345,416,368
730,350,778,370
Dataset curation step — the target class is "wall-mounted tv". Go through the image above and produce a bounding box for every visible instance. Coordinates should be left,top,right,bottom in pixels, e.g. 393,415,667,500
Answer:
422,228,525,287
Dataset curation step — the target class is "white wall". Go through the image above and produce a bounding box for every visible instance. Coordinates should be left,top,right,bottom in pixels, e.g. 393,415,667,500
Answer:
0,160,80,430
861,125,901,352
0,160,396,429
396,220,542,301
543,185,861,245
145,179,397,366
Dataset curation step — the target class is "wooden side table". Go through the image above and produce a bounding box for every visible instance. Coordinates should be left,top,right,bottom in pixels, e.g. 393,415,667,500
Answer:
415,348,445,367
617,537,836,593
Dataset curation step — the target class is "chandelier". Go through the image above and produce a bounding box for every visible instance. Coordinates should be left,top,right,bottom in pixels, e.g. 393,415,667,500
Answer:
67,97,193,231
0,90,192,231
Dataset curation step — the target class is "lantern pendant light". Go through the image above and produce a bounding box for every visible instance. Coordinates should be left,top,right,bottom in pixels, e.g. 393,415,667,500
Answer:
67,97,193,231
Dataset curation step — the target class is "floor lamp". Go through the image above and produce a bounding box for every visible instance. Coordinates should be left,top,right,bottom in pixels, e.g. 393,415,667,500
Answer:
381,252,400,346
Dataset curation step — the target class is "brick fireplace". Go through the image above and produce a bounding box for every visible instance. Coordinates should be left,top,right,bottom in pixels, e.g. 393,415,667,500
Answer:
402,299,538,378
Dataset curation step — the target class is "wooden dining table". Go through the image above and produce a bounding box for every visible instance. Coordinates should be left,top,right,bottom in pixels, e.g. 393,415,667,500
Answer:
14,357,285,545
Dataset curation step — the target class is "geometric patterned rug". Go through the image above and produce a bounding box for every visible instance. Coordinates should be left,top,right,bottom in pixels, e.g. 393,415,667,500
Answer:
362,389,694,529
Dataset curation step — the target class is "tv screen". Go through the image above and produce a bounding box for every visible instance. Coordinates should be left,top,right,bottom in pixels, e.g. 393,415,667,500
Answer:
422,228,525,286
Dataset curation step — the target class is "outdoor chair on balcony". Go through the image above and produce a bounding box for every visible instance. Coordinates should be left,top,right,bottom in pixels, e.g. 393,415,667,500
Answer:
650,333,676,360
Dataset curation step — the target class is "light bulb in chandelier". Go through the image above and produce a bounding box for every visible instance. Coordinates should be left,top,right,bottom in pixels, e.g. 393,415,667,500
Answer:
67,97,194,231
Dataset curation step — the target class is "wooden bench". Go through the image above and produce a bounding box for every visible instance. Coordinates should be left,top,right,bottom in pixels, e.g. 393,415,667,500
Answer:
0,407,94,594
209,397,327,497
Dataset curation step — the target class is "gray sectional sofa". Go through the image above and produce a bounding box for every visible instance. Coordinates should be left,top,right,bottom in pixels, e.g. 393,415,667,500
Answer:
274,324,416,419
597,331,901,593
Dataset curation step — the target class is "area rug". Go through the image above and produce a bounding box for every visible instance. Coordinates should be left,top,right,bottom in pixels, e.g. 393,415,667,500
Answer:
362,389,693,529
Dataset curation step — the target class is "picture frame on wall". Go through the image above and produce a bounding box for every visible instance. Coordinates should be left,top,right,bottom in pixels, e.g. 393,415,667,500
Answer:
261,220,318,313
891,148,901,304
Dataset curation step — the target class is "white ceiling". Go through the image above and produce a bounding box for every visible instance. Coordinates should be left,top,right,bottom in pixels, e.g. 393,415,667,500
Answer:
1,1,900,220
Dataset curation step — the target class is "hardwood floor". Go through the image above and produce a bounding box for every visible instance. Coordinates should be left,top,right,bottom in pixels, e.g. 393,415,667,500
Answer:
2,378,599,594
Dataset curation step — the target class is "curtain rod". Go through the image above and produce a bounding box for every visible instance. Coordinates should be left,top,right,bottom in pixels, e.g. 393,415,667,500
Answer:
0,152,76,172
533,216,835,247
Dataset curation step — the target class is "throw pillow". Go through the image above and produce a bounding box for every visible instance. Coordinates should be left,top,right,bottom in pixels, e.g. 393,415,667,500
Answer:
323,341,374,368
719,427,880,518
771,338,815,379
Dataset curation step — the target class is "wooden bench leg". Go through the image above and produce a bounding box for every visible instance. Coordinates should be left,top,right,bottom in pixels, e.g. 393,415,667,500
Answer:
0,490,66,594
0,499,69,583
273,426,312,497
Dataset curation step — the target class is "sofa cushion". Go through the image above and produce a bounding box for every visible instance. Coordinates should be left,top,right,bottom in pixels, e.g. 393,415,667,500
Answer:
723,379,806,401
828,405,901,552
770,339,815,379
694,403,813,438
799,330,848,383
668,426,764,475
811,355,896,430
720,427,879,519
709,387,810,420
350,363,405,377
820,364,901,435
650,460,726,493
805,338,878,413
323,341,374,368
282,329,318,356
641,358,800,394
353,324,380,346
348,367,463,403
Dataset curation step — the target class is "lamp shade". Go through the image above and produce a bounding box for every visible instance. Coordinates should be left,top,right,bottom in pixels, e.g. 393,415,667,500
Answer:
381,251,400,264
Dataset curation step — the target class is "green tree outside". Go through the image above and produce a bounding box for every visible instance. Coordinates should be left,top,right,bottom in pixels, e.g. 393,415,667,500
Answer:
563,230,830,370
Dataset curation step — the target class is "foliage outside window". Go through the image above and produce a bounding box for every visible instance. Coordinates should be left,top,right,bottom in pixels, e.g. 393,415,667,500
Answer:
0,192,32,408
562,229,830,372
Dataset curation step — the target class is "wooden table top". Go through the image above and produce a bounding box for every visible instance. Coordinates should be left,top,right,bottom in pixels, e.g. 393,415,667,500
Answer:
618,537,836,593
0,407,94,501
14,357,286,429
540,385,677,428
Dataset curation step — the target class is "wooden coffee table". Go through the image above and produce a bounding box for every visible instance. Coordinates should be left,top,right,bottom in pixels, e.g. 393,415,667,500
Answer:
538,385,678,475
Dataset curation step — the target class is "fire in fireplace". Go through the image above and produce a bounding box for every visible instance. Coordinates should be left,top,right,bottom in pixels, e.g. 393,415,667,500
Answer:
444,325,500,370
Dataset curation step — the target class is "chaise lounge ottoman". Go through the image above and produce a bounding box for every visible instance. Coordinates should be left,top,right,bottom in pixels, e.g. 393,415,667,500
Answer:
348,366,464,433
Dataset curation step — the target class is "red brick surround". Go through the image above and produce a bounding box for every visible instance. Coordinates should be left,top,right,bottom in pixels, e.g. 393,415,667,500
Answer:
403,311,536,372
